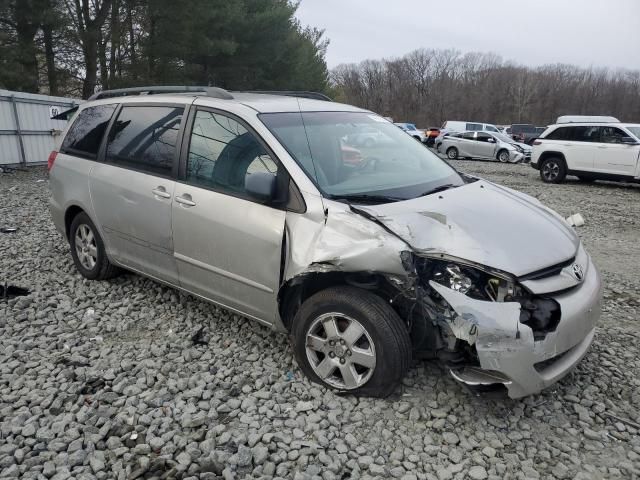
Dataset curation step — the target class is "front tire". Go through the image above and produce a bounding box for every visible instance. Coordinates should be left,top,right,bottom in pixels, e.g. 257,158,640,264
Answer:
446,147,459,160
69,212,120,280
539,157,567,183
497,149,510,163
292,287,411,398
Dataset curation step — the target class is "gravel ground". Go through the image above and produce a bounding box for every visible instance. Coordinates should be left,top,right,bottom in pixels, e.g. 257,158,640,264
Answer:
1,163,639,480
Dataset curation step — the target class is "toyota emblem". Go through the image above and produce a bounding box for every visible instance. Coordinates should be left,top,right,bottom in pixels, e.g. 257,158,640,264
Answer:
571,263,584,281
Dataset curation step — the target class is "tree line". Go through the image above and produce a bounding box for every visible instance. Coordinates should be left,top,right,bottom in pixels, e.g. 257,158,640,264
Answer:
0,0,330,99
331,49,640,127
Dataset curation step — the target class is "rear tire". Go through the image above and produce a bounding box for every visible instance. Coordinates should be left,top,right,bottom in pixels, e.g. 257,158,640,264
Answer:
69,212,120,280
446,147,459,160
539,157,567,183
292,287,411,398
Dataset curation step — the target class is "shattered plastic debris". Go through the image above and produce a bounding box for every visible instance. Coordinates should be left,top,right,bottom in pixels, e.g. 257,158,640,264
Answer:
566,213,585,227
191,327,209,345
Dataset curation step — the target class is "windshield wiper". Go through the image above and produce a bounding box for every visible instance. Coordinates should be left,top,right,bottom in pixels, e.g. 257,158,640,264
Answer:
417,183,458,197
330,194,404,205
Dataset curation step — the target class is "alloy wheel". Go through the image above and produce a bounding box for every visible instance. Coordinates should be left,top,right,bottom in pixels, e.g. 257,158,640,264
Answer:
305,312,376,390
542,161,560,181
75,224,98,270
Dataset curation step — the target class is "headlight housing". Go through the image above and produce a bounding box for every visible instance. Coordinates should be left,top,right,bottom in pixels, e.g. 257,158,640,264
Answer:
415,257,520,302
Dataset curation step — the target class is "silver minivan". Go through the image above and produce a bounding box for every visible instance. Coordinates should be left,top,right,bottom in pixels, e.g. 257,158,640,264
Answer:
49,87,602,399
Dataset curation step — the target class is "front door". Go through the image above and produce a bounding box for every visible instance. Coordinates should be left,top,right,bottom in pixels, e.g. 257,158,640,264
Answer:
592,126,640,176
474,132,498,159
89,104,185,284
172,108,286,323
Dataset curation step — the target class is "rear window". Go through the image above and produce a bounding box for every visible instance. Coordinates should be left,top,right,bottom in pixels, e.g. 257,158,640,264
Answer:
106,105,184,176
511,124,537,134
60,105,116,159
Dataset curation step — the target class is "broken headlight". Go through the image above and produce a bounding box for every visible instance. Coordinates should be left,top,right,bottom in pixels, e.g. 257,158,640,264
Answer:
416,257,519,302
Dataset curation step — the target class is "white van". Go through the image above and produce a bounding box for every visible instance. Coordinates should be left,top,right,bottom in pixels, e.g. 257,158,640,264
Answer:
442,120,500,134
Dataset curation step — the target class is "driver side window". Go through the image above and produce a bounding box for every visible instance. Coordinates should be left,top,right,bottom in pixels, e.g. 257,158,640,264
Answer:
186,110,277,196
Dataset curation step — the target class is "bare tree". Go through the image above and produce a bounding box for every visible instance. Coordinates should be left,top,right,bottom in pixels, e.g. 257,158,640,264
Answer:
332,48,640,127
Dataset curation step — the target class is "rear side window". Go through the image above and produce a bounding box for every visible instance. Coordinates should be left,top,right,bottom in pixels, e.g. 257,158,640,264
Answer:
466,123,482,131
106,105,184,176
60,105,116,159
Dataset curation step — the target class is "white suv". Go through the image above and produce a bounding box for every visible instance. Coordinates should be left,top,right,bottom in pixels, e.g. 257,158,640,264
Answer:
531,122,640,183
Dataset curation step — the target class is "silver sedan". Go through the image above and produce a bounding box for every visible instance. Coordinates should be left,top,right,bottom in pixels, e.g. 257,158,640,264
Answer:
441,131,531,163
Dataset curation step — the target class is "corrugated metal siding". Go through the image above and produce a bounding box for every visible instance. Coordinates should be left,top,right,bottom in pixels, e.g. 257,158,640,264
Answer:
0,89,83,166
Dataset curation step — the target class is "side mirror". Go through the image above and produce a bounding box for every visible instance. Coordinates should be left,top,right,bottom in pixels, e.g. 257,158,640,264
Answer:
620,136,639,145
488,138,496,143
245,172,277,202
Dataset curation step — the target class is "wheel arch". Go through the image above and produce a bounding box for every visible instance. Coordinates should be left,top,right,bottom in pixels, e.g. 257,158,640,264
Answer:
538,150,566,164
278,271,409,333
64,204,86,239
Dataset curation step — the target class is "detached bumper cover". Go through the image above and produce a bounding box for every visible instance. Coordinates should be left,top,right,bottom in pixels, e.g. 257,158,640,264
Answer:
430,255,602,398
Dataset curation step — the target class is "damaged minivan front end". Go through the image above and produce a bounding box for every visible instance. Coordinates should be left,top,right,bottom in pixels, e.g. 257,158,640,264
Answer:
261,108,601,399
281,180,601,399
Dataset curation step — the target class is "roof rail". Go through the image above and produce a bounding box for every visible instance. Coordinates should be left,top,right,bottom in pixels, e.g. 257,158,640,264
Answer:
242,90,333,102
88,86,331,102
88,86,233,101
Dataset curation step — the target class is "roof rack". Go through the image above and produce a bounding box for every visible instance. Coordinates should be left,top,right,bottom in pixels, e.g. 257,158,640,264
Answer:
242,90,332,102
88,86,332,102
88,86,233,101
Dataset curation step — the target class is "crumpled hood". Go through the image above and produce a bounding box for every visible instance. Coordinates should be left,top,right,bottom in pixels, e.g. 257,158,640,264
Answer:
357,180,579,277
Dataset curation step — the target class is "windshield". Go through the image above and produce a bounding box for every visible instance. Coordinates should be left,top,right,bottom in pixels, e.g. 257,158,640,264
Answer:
493,132,516,143
260,112,463,201
625,126,640,139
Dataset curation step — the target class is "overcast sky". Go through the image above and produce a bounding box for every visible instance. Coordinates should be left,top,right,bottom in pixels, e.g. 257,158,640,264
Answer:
296,0,640,70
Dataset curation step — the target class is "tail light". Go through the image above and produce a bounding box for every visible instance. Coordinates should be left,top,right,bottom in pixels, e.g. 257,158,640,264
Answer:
47,151,58,171
533,140,542,145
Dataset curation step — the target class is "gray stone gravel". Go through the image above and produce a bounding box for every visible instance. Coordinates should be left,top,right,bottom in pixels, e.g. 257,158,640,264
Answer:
1,163,639,479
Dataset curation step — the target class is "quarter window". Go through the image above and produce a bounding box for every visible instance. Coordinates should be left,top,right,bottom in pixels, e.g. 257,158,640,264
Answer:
61,105,116,158
106,105,184,176
186,110,277,196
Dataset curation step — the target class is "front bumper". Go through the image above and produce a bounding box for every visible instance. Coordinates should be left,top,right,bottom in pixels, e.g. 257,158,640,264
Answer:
430,255,602,398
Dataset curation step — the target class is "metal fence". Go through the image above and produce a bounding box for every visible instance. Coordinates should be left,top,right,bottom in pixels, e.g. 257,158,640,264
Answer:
0,89,82,166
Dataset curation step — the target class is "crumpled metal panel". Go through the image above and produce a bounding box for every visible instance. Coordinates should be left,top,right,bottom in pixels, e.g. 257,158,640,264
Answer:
283,196,408,281
355,181,579,277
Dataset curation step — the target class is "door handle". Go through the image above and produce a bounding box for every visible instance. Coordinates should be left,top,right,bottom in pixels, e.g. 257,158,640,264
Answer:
152,187,171,199
597,146,608,149
175,194,196,207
